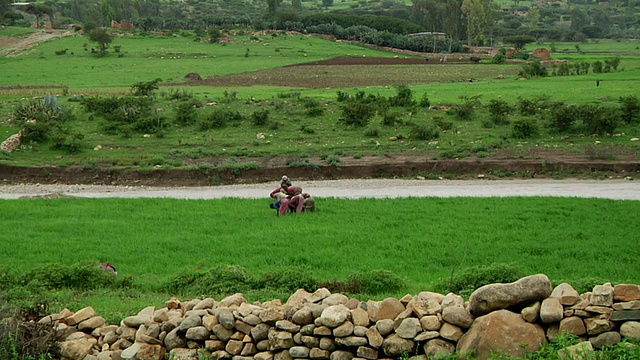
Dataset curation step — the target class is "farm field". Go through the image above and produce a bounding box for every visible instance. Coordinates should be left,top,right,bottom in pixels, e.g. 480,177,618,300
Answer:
1,196,639,323
0,28,639,184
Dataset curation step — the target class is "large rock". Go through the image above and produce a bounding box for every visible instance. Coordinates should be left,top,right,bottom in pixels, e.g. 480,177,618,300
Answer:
320,305,350,328
551,283,580,306
591,284,614,307
614,284,640,302
381,334,414,357
457,310,546,360
468,274,552,316
368,298,405,322
441,306,474,329
620,321,640,340
423,339,455,358
59,337,95,360
540,297,564,323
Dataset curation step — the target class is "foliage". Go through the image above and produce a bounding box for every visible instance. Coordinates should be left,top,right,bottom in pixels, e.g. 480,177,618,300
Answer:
161,264,253,295
547,104,577,133
520,60,548,78
487,99,513,125
433,263,528,297
452,96,480,120
49,126,85,154
174,99,200,126
251,109,270,126
432,116,453,131
619,95,640,124
12,96,72,144
388,85,415,107
18,262,124,290
410,122,440,140
0,302,62,360
199,108,243,130
511,119,539,139
503,35,536,50
87,28,112,55
131,78,162,97
491,53,506,64
340,102,377,127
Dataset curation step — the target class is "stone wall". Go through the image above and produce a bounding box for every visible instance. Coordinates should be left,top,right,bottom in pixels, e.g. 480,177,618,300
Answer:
41,274,640,360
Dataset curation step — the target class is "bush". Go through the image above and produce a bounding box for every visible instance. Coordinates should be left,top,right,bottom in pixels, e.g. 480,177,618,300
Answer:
388,85,415,107
318,269,405,296
517,97,538,116
578,104,619,135
174,99,200,125
340,102,376,127
452,96,479,120
432,116,453,131
410,123,440,140
200,109,243,130
131,78,162,97
433,263,528,297
419,93,430,108
511,118,539,139
50,126,85,153
251,109,270,126
487,99,513,125
162,264,252,295
20,262,121,290
0,303,63,360
520,60,548,78
619,95,640,124
548,104,576,133
491,53,506,64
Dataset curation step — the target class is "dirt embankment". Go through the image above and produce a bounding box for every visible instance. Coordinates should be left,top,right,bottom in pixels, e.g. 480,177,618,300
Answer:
1,152,638,187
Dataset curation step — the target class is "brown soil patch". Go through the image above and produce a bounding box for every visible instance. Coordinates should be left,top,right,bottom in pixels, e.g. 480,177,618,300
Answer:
1,151,638,187
181,57,516,89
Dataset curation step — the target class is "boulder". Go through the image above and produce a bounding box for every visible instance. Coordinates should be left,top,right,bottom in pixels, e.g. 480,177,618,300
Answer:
468,274,552,316
614,284,640,302
457,310,546,360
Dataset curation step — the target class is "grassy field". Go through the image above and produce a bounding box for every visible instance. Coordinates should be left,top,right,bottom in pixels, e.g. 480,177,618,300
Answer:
1,196,639,323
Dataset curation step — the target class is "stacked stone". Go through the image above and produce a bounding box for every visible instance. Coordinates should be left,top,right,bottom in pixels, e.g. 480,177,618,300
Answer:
39,274,640,360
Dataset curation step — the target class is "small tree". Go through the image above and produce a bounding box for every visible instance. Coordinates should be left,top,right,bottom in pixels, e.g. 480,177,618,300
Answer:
88,28,112,55
208,27,222,43
131,78,162,96
503,35,536,50
487,99,513,125
25,3,52,28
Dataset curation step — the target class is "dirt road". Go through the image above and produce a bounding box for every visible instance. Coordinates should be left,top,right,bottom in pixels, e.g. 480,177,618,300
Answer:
1,179,638,200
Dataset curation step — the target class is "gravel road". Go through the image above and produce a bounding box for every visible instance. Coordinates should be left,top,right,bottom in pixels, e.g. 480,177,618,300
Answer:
1,179,639,200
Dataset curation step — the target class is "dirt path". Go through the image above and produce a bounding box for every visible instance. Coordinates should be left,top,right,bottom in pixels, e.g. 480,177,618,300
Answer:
1,179,639,200
0,30,74,57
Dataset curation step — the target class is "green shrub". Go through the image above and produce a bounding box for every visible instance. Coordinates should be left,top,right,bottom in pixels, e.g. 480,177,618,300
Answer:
251,109,270,126
174,99,200,125
578,104,619,135
20,262,122,290
491,53,506,64
388,85,415,107
130,78,162,97
200,109,243,130
520,60,548,78
433,263,528,297
432,116,453,131
364,127,380,137
517,97,538,116
318,269,405,296
487,99,513,125
410,123,440,140
259,268,318,292
50,126,85,153
325,154,341,166
548,105,576,133
381,111,400,126
419,93,430,108
511,118,539,139
619,95,640,124
162,264,252,295
340,102,376,127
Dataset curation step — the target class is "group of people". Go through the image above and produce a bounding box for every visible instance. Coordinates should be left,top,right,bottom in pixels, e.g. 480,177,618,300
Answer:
269,176,316,216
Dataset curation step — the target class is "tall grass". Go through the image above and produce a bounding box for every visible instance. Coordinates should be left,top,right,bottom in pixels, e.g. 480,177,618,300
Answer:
0,196,638,321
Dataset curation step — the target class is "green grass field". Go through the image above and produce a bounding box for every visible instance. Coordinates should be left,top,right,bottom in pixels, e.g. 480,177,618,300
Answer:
1,196,639,323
